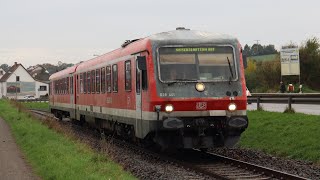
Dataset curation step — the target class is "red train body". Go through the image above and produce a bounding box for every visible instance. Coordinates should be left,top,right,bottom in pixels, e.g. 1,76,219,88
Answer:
49,29,248,149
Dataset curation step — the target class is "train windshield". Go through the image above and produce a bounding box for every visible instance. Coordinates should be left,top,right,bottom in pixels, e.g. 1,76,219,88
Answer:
159,46,237,82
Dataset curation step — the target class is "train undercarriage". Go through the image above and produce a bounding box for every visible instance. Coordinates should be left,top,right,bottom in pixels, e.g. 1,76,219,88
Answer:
51,107,248,150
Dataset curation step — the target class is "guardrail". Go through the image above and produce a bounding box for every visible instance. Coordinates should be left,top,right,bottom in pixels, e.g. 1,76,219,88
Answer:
248,93,320,110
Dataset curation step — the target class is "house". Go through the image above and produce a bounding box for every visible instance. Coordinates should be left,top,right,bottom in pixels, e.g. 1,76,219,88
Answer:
0,68,4,79
0,62,49,99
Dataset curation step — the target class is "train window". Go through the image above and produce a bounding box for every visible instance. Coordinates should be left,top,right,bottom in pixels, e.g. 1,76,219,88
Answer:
159,46,236,82
106,66,111,93
112,64,118,92
142,69,148,90
125,60,131,91
136,69,141,94
70,76,73,94
96,69,100,93
87,71,91,94
60,79,63,94
67,77,69,94
101,67,106,93
80,74,83,93
91,70,95,93
83,72,87,93
64,78,65,94
77,75,80,94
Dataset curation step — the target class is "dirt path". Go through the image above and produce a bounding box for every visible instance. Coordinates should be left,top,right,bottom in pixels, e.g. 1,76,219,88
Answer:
0,117,40,180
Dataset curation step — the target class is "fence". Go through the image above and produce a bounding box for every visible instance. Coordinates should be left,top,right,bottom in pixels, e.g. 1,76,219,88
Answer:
248,93,320,110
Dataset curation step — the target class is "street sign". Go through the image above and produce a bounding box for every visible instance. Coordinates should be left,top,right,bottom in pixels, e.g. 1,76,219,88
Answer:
280,47,300,76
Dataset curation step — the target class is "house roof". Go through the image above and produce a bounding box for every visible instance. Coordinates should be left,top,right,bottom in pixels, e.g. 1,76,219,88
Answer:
0,63,35,82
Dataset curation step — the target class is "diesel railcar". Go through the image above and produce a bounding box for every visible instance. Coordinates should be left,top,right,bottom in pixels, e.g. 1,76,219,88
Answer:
49,28,248,149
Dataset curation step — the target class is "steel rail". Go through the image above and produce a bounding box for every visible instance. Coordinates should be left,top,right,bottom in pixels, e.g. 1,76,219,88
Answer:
199,150,309,180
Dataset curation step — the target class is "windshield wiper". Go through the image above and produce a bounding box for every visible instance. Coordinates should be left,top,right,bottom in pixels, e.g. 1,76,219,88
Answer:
167,78,197,86
227,57,234,84
172,78,197,81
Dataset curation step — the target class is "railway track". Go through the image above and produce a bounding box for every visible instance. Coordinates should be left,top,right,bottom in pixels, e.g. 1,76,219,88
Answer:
29,109,310,180
173,149,309,180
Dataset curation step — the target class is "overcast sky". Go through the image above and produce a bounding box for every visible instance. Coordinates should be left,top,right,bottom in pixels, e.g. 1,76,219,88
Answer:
1,0,319,67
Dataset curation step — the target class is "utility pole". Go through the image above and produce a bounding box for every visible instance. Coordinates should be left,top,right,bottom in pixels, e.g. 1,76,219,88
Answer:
254,40,260,55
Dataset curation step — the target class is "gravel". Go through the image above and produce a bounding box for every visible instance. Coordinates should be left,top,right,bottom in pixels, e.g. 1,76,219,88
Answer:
63,123,211,180
210,147,320,179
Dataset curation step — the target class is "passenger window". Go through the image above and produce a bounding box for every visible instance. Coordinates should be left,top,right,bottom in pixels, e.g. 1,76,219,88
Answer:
101,67,105,93
83,72,87,93
87,71,91,94
112,64,118,92
136,69,140,94
106,66,111,93
91,70,95,93
96,69,100,93
125,60,131,91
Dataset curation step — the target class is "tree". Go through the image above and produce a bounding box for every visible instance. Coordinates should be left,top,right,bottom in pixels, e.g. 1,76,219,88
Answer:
243,44,251,56
299,37,320,89
0,64,10,72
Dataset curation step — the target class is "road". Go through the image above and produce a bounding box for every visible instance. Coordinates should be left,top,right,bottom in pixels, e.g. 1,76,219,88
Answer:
0,118,39,180
247,103,320,115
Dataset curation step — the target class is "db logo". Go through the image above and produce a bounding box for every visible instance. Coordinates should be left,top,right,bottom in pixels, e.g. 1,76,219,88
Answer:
196,102,207,110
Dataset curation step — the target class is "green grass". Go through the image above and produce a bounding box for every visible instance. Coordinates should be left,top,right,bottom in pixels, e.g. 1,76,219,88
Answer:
21,101,49,111
248,54,278,62
240,110,320,164
0,100,136,180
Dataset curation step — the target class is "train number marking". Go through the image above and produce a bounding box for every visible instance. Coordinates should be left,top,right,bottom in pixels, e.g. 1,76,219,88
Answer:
106,97,112,104
160,93,175,97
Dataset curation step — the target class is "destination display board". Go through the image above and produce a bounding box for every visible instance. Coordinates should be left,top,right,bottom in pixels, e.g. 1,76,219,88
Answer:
159,46,233,54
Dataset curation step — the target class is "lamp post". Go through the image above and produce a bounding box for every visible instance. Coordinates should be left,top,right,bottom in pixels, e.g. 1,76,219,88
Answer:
8,71,18,100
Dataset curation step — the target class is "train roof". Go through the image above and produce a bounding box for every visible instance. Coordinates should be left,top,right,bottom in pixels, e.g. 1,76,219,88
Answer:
49,65,78,80
76,38,150,72
51,29,239,77
148,29,238,44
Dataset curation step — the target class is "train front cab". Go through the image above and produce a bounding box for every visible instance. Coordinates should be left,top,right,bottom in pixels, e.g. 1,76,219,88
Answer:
144,43,249,149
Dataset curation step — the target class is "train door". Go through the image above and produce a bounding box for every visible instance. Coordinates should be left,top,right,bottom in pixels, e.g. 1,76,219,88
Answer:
135,55,143,137
70,74,76,119
135,54,148,138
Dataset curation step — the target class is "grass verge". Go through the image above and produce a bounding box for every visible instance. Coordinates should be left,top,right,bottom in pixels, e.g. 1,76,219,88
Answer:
240,110,320,164
0,100,136,180
21,101,49,111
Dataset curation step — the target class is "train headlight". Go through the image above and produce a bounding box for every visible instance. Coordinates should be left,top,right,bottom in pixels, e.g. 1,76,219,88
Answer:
165,104,174,113
228,103,237,111
196,83,205,92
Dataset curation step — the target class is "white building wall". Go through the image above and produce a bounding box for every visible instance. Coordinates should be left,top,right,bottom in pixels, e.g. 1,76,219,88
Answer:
7,66,34,82
35,81,49,98
0,82,3,98
5,66,35,99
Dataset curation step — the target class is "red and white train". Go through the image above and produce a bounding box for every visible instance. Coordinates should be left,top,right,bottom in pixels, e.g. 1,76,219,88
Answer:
49,28,248,149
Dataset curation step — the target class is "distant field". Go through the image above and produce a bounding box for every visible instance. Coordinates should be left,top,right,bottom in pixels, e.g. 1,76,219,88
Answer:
248,54,278,62
240,110,320,164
